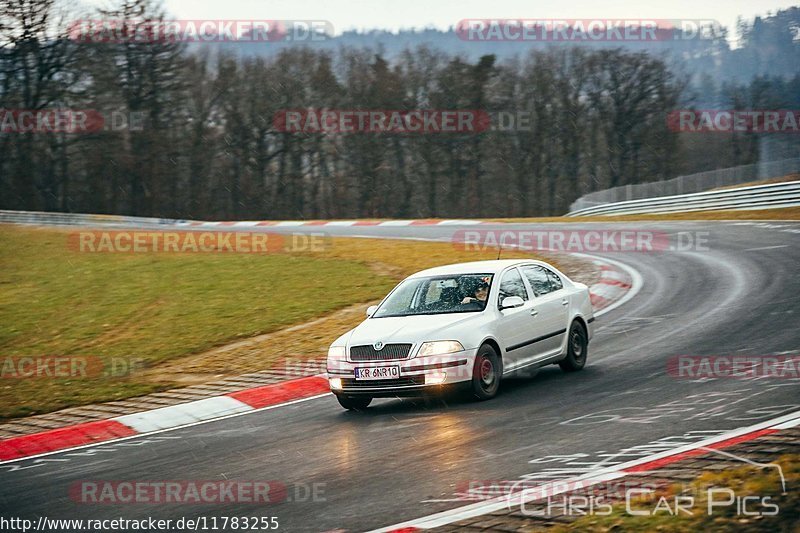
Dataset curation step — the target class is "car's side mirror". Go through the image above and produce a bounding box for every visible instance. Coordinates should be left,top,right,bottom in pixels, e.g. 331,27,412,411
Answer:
499,296,524,310
366,305,379,317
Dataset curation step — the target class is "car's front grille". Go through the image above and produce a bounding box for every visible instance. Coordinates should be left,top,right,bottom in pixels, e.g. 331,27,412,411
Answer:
349,343,412,361
341,376,425,389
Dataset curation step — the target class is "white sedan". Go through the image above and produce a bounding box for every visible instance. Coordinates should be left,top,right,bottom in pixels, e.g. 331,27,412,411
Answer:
327,259,595,410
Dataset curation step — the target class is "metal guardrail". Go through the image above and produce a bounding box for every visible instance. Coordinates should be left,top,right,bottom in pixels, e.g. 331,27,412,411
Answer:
567,181,800,217
0,210,187,227
569,157,800,212
4,181,799,225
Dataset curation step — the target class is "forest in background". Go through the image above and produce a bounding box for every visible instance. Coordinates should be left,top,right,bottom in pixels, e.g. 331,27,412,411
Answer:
1,0,799,219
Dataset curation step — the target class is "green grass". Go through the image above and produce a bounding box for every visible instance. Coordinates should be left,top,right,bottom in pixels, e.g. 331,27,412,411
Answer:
0,226,395,419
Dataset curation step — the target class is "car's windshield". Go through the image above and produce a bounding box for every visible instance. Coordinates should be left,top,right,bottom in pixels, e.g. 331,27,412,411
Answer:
373,273,494,318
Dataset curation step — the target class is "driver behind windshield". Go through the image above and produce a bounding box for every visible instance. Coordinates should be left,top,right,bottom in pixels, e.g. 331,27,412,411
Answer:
461,280,489,305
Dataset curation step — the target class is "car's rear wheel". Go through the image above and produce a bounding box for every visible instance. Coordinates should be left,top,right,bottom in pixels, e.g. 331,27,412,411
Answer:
559,321,588,372
335,394,372,411
471,344,501,400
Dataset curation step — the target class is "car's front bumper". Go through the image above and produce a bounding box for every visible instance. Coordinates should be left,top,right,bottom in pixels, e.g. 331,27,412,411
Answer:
327,349,478,396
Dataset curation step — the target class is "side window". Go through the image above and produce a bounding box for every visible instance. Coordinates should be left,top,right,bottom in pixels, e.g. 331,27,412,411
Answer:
545,268,563,291
498,268,529,304
522,266,553,296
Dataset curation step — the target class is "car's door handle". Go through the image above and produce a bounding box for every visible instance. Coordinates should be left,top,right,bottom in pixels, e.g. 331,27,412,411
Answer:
530,308,538,317
561,299,569,306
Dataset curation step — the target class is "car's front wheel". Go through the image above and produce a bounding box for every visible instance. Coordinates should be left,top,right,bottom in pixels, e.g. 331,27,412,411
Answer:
471,343,501,400
335,394,372,411
559,321,588,372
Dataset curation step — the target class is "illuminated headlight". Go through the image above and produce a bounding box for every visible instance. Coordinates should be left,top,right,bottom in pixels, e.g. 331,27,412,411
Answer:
418,341,464,357
425,373,446,385
328,346,346,358
329,377,343,390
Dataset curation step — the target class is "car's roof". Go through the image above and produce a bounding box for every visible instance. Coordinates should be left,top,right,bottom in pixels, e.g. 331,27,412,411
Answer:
408,259,549,278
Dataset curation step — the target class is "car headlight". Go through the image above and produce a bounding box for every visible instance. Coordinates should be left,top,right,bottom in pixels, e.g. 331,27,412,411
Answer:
328,346,346,358
418,340,465,357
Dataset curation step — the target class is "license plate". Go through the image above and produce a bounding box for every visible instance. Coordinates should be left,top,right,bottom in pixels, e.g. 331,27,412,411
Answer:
354,366,400,381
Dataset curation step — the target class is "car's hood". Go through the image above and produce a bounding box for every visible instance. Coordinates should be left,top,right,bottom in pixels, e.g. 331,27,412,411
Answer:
347,312,482,347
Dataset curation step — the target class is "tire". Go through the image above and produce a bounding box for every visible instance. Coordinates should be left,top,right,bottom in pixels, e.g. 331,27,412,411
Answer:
335,394,372,411
559,321,588,372
470,343,501,400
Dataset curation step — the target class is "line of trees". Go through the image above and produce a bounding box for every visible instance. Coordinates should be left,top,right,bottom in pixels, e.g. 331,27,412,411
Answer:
1,0,797,219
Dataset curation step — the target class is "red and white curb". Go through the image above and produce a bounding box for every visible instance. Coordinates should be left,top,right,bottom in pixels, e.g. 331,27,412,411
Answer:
183,219,485,228
0,376,329,463
369,409,800,532
578,253,641,318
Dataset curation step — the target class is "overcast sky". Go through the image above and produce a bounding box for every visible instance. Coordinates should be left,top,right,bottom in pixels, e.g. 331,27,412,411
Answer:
84,0,797,45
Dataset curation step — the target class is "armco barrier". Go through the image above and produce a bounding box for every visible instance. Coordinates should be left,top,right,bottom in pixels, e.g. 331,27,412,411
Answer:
569,157,800,212
567,181,800,217
4,179,799,226
0,211,483,228
0,210,186,227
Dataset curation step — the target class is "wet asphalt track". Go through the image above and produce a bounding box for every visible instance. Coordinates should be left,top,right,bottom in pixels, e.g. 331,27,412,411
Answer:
1,220,798,532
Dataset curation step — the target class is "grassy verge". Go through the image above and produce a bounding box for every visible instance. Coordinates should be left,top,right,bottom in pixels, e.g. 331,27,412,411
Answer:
551,454,798,532
0,225,554,419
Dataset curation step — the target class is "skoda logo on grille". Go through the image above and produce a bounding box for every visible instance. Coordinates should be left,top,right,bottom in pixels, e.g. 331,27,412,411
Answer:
373,341,385,351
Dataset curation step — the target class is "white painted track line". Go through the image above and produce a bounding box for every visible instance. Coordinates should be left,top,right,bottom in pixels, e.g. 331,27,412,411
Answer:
368,409,800,531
